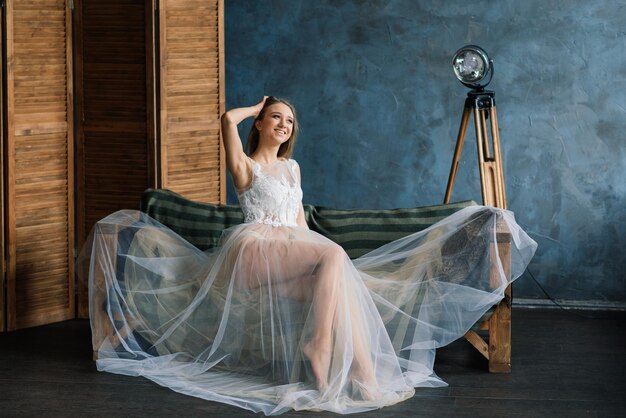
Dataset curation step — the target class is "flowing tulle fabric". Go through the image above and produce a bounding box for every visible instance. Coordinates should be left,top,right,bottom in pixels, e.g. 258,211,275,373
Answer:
80,161,536,415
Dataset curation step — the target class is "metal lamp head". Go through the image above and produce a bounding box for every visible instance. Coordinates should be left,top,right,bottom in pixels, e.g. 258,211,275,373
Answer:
452,45,493,90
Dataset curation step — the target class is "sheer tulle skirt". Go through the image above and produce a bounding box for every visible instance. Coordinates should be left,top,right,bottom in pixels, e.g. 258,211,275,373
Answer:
79,206,536,415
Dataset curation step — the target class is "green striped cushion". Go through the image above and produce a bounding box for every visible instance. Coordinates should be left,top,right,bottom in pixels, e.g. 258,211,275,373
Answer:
140,189,244,251
304,201,477,259
140,189,477,258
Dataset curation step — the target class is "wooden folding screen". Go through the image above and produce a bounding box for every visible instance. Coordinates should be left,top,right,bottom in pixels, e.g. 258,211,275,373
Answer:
158,0,226,204
4,0,75,330
1,0,225,330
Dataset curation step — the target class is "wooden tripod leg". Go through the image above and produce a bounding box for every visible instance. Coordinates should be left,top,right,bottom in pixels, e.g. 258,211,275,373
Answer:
444,105,472,204
473,106,493,206
489,106,507,208
474,103,508,209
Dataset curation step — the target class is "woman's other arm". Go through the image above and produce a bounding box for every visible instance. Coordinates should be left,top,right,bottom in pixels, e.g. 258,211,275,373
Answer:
296,204,309,229
293,162,309,229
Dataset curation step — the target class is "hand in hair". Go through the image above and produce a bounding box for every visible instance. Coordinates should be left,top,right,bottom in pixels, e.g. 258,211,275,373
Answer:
252,96,269,118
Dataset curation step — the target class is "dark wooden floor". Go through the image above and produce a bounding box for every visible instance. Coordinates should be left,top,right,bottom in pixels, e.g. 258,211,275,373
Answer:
1,308,625,418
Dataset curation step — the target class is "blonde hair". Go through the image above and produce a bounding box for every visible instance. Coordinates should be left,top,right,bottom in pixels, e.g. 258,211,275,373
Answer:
246,97,299,158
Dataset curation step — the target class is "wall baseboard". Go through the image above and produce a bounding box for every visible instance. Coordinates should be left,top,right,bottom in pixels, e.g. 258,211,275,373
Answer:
513,298,626,311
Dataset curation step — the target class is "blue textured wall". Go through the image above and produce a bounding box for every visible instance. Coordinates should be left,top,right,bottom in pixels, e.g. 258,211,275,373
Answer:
225,0,626,303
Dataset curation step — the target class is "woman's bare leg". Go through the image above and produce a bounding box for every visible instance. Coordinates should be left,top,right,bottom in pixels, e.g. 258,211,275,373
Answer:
301,245,377,394
301,245,344,390
348,300,378,399
237,235,375,391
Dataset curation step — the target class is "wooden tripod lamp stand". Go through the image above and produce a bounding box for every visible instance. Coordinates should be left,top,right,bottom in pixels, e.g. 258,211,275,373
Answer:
444,46,513,373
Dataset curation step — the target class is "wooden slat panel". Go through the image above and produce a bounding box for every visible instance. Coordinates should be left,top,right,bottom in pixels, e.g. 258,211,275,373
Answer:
159,0,225,204
5,0,74,330
0,5,5,332
75,0,156,318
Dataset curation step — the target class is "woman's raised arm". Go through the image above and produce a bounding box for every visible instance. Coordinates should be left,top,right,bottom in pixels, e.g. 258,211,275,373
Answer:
220,97,267,189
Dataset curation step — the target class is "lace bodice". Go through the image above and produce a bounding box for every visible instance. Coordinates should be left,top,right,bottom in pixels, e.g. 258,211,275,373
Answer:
236,159,303,227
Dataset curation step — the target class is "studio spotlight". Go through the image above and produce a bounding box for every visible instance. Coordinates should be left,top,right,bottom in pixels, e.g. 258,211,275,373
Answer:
444,45,506,210
452,45,493,90
445,45,511,374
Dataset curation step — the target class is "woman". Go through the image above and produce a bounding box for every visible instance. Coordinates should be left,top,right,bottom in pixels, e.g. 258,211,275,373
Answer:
221,96,379,394
84,96,536,415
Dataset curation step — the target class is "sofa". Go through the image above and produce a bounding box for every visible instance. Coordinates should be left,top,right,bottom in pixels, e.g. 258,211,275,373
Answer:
91,188,512,373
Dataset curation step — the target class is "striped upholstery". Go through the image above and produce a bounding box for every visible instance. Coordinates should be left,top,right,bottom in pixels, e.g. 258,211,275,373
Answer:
305,201,478,258
140,189,477,258
140,189,244,251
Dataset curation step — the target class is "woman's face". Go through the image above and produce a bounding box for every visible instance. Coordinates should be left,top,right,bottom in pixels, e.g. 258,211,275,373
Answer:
256,103,294,145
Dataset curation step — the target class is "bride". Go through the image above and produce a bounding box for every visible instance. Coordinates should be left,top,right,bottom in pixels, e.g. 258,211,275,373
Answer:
83,96,537,415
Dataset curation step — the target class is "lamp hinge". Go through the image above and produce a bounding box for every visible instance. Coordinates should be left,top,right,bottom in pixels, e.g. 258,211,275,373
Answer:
68,0,74,10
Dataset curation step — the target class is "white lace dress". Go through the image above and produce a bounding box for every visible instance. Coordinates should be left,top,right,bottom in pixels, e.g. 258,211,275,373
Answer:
82,158,537,415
